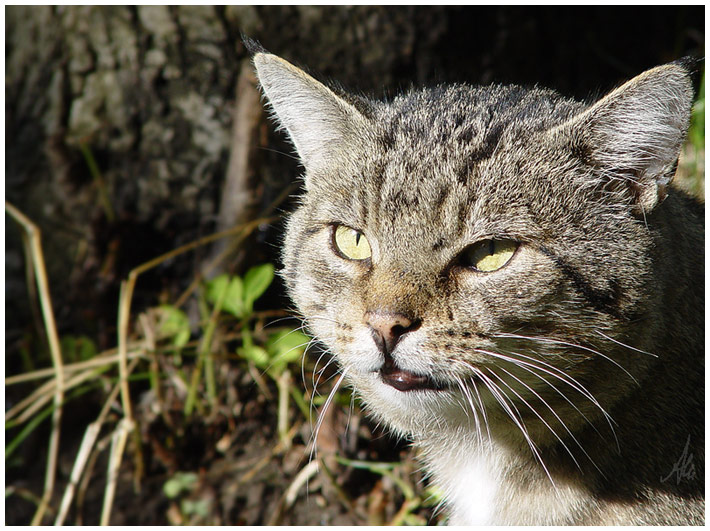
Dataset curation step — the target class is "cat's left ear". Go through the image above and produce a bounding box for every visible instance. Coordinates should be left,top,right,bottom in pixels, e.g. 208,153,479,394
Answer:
252,52,371,182
561,60,696,212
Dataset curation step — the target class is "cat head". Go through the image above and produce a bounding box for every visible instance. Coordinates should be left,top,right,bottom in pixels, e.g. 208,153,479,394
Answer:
253,50,694,439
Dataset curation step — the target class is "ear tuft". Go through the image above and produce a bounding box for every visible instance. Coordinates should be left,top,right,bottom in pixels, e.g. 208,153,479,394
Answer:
241,35,268,56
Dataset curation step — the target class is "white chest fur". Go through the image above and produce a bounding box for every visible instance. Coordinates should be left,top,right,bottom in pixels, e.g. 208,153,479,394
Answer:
428,445,500,525
425,436,592,525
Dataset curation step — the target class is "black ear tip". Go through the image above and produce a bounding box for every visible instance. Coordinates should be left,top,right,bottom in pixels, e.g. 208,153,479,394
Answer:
671,56,704,90
242,34,268,56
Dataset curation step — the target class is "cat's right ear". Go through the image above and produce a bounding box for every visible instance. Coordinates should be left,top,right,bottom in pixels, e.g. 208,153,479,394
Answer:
554,60,696,213
252,52,370,183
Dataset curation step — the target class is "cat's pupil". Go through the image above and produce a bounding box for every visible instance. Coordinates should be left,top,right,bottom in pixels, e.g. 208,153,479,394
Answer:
333,224,372,261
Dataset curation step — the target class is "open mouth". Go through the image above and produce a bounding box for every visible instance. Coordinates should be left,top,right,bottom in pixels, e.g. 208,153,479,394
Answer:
380,360,448,392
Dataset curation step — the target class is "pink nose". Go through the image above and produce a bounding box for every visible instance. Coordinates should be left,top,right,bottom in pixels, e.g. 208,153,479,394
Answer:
365,311,417,354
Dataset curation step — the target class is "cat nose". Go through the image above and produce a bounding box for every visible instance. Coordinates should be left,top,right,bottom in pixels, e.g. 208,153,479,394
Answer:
365,311,418,354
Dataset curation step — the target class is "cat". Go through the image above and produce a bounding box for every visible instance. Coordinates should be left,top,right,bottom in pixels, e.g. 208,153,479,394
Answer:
250,42,704,525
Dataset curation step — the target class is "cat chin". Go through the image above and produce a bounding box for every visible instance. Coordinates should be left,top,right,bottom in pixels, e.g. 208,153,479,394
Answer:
348,371,474,435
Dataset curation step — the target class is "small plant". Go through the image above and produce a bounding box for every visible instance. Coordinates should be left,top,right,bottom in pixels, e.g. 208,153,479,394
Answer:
203,265,311,442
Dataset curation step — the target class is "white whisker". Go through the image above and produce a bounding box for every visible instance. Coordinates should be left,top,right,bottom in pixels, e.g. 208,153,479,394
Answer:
496,349,613,451
310,368,348,464
473,348,620,453
494,332,639,385
495,365,604,476
595,330,657,357
474,369,556,489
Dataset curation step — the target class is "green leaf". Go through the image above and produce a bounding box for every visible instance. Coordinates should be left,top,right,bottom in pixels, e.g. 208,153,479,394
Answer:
181,498,210,517
222,276,245,318
78,336,97,360
158,305,191,348
206,274,245,318
205,274,229,306
60,335,98,362
163,471,199,499
5,405,53,459
242,263,275,314
238,344,270,368
266,330,310,367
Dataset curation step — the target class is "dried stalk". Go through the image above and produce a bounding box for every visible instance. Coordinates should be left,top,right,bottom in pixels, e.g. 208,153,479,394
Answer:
6,201,65,526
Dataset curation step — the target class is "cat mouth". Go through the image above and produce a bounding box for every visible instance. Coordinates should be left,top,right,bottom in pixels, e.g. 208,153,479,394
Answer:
380,360,448,392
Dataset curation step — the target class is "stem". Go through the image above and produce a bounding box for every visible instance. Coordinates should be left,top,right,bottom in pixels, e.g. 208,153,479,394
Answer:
78,141,115,222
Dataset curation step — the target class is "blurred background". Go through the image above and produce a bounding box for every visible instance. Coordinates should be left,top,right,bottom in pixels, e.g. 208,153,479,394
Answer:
5,6,704,525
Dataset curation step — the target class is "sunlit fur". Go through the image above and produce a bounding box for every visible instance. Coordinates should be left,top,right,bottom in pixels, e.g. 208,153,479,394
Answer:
254,51,704,524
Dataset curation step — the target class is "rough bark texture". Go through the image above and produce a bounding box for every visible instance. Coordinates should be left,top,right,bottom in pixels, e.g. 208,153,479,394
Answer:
5,5,704,526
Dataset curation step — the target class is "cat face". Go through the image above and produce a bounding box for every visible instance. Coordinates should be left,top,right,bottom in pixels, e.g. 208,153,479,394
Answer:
254,52,693,441
280,111,645,438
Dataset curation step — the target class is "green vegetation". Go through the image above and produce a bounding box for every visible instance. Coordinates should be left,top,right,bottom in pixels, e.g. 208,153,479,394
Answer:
677,67,705,199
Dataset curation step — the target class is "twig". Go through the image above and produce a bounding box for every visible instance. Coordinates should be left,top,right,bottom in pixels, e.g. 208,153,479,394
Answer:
8,364,110,425
389,498,421,526
184,288,227,416
238,424,300,485
110,216,277,498
276,368,293,450
173,215,280,309
5,486,45,511
55,423,101,525
207,58,263,267
20,230,46,354
247,361,273,400
267,459,320,525
116,279,141,487
75,432,113,525
6,201,65,526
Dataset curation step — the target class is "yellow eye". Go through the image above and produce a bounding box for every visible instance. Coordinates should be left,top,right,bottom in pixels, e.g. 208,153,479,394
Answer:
333,225,372,261
464,239,518,272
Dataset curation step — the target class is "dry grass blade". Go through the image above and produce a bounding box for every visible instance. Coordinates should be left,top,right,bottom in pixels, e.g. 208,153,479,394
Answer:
276,369,293,449
54,357,141,525
7,201,285,524
100,417,134,525
54,423,101,525
267,459,320,525
6,201,65,526
9,366,107,425
5,345,145,386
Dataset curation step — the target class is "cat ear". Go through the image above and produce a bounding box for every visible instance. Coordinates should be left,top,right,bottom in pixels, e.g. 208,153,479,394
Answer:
253,52,369,179
565,61,695,212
